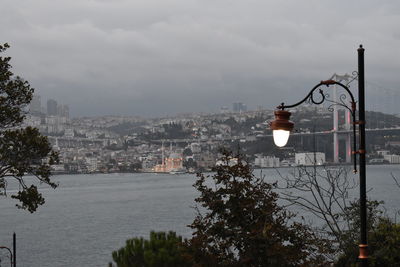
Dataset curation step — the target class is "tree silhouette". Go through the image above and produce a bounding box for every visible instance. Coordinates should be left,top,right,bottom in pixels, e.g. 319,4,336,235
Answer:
0,43,58,212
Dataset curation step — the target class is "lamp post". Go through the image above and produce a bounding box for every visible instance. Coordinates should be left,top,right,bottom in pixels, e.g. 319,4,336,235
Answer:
0,246,13,267
270,45,368,266
0,233,16,267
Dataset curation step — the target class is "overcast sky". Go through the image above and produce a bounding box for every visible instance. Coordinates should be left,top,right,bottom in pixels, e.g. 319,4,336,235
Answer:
1,0,399,117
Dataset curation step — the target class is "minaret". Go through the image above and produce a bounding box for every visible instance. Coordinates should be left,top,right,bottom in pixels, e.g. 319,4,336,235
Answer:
161,140,165,171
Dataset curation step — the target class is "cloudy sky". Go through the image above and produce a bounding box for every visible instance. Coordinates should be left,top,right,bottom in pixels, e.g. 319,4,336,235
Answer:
1,0,399,117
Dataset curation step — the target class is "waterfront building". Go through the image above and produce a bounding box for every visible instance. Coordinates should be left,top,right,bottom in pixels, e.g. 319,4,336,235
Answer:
216,157,238,167
369,158,386,164
386,141,400,147
254,156,280,168
377,150,390,156
86,157,98,172
154,152,184,173
195,152,216,170
383,154,400,164
164,152,183,172
295,152,326,166
141,157,158,171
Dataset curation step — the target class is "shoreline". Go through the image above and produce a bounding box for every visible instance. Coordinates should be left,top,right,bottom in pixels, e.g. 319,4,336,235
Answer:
51,162,400,176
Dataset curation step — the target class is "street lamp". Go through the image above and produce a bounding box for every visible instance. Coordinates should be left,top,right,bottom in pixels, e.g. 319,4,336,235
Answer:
0,246,13,267
270,110,294,147
270,45,368,266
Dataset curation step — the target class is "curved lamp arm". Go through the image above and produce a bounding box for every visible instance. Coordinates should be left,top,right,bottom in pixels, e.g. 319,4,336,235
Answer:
0,246,13,267
277,80,356,110
273,80,359,173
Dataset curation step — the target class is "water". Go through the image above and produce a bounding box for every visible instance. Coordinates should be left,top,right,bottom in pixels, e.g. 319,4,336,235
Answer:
0,165,399,267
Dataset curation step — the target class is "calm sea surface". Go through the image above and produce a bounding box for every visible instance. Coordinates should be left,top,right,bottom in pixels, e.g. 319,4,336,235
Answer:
0,165,399,267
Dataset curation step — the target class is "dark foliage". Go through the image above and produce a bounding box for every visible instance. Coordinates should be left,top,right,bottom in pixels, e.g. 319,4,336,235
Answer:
335,202,400,267
111,231,191,267
278,165,400,265
0,43,58,212
107,121,147,136
186,149,325,266
141,123,191,140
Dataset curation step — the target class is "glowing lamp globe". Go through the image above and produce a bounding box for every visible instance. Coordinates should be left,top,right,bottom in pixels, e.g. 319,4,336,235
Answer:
272,130,290,147
270,110,294,147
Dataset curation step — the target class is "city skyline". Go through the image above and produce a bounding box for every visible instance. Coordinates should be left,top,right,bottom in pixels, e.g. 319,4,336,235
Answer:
30,93,253,118
2,2,400,266
2,1,400,117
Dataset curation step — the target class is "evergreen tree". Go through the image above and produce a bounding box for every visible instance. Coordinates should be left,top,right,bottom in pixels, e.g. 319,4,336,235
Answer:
111,231,191,267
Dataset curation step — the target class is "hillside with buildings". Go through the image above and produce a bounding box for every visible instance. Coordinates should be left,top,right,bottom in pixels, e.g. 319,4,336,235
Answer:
25,96,400,174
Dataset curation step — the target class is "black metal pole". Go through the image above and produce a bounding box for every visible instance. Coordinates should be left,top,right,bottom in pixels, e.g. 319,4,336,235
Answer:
272,46,367,265
12,233,15,267
357,45,368,267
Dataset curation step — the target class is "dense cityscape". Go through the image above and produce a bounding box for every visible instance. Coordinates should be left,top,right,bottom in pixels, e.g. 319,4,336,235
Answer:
2,1,400,266
25,95,400,174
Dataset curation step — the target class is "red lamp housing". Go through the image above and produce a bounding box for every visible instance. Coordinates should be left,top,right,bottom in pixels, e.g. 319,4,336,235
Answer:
270,110,294,147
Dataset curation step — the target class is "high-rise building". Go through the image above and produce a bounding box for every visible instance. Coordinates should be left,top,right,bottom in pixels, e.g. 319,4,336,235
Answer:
233,102,247,113
29,95,42,115
57,104,69,118
47,99,58,116
220,106,229,113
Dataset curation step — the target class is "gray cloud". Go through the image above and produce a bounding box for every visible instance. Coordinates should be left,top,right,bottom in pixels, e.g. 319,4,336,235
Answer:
1,0,399,117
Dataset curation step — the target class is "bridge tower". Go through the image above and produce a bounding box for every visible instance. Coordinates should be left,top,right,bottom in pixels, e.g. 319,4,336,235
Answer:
331,73,352,163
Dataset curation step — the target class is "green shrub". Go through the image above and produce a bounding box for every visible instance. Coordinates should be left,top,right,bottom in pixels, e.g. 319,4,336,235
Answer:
110,231,191,267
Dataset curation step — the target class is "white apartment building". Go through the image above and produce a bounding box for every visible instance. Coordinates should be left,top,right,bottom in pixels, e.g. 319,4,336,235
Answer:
384,154,400,164
86,157,98,172
64,128,75,139
295,152,326,166
254,156,280,168
23,115,41,127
